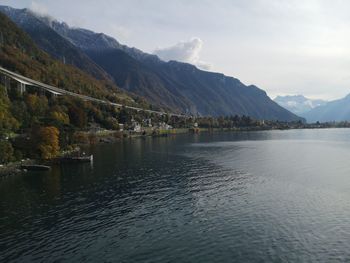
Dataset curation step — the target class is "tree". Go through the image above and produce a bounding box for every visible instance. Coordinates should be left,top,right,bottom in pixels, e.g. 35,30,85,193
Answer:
25,94,48,116
0,85,19,135
10,101,30,128
103,117,119,130
0,140,14,164
218,116,225,128
32,126,60,159
50,111,70,125
68,105,87,128
72,131,89,144
118,107,130,124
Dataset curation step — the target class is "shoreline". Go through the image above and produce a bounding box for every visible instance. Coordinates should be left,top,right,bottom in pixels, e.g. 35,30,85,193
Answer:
1,126,348,178
0,159,34,178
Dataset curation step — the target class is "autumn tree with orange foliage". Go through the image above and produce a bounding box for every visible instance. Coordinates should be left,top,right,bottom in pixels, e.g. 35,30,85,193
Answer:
32,126,60,159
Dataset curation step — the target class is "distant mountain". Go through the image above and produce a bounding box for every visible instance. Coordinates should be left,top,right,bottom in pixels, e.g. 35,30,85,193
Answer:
0,5,303,121
303,94,350,123
274,95,327,115
0,6,111,81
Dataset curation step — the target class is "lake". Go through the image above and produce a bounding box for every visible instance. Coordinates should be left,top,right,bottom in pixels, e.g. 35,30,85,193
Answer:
1,129,350,262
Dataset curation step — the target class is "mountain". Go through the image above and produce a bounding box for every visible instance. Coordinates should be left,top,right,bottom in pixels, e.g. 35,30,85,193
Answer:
52,20,302,121
0,6,111,81
274,95,327,115
0,11,139,107
49,21,159,62
302,94,350,123
1,6,303,121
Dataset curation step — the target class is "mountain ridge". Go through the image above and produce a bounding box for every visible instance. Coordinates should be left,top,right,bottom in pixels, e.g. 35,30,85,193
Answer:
0,10,147,109
0,5,112,81
58,20,301,120
0,5,303,121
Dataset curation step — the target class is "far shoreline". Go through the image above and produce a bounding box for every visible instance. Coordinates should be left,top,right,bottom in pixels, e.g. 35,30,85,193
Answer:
2,125,349,178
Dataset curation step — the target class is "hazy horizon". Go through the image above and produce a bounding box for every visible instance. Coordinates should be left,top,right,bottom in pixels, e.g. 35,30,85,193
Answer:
1,0,350,101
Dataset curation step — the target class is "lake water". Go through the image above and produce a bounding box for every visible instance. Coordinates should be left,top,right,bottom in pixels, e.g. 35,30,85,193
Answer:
2,129,350,262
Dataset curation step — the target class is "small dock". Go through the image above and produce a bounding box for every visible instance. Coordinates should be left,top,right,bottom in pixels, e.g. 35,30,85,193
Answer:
59,155,93,163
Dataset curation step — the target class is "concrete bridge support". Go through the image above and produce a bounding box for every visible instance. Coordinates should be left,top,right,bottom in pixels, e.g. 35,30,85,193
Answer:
17,82,26,95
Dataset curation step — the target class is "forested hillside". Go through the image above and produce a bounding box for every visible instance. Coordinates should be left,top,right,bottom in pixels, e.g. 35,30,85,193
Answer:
0,12,146,107
0,12,156,162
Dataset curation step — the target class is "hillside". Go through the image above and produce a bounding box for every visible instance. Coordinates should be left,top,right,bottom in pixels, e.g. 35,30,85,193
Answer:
0,6,111,81
0,11,140,107
0,13,169,162
86,49,194,112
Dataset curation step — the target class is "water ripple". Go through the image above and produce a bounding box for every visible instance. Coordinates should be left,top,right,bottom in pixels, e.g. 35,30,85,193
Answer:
2,130,350,262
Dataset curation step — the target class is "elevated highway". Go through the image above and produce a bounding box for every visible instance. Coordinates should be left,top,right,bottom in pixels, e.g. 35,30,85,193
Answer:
0,66,187,118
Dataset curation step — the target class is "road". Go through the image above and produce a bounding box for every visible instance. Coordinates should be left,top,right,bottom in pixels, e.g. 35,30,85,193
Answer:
0,66,187,118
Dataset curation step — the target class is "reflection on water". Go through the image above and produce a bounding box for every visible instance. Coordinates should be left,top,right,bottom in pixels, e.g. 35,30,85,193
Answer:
1,129,350,262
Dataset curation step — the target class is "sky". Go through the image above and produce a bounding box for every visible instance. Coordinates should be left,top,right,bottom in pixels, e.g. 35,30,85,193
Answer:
1,0,350,100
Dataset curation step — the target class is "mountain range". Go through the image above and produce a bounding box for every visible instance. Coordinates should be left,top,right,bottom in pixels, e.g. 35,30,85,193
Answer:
0,5,303,121
275,94,350,123
302,95,350,123
274,95,327,115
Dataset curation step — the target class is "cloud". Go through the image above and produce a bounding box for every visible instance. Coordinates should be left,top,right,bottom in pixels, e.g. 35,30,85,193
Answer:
29,1,58,26
108,24,131,41
153,38,211,70
29,1,49,16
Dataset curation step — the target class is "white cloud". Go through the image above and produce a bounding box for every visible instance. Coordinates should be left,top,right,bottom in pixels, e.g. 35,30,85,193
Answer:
108,24,131,42
153,38,211,70
29,1,49,16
